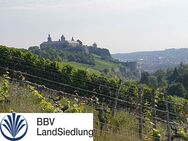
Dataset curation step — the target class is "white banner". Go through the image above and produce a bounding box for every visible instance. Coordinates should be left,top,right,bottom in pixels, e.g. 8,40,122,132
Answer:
0,113,93,141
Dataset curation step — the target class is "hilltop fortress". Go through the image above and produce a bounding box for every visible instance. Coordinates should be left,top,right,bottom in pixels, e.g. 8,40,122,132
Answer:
29,34,138,75
39,34,112,59
40,34,82,48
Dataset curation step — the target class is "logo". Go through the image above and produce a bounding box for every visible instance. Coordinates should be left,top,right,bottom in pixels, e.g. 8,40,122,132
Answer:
0,113,28,141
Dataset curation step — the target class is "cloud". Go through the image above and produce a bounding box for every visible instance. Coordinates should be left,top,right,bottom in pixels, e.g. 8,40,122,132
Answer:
0,0,94,10
1,0,188,53
0,0,181,10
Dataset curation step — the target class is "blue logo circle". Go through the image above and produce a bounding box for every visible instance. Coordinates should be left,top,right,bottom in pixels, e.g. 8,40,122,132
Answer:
0,113,28,141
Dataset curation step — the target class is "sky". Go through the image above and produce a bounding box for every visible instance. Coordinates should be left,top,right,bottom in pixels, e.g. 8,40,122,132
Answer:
0,0,188,53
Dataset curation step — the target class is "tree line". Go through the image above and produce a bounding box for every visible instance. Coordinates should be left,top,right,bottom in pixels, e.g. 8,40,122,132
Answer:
0,45,188,124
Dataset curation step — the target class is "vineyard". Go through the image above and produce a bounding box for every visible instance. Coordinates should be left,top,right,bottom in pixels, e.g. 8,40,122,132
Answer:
0,45,188,141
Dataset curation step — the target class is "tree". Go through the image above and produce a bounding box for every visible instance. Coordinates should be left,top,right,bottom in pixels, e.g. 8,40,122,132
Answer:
148,76,158,88
140,71,150,84
167,83,187,98
154,70,167,87
177,73,188,92
168,68,179,83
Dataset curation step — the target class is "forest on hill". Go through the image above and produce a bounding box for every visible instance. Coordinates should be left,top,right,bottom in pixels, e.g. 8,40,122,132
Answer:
0,45,188,140
140,64,188,99
28,44,139,80
113,48,188,72
28,43,113,67
1,45,187,99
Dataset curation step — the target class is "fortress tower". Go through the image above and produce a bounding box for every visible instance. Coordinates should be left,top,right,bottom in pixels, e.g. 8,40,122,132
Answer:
47,34,52,42
61,34,65,42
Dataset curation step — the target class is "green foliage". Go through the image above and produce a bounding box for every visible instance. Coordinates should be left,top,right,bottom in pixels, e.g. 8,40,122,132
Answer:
140,64,188,98
0,45,118,100
88,46,112,60
148,76,158,88
1,45,188,141
29,45,95,65
152,129,161,141
154,70,168,88
28,45,134,79
30,86,57,113
168,83,187,98
120,81,138,104
177,129,188,141
0,79,88,113
58,97,85,113
0,79,50,112
168,68,179,83
39,99,56,113
140,71,150,84
0,73,9,102
109,112,128,130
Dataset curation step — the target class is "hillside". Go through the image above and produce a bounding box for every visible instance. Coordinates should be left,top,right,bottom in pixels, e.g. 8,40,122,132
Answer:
0,45,188,140
0,76,142,141
28,45,118,73
28,36,139,80
112,48,188,72
29,34,113,66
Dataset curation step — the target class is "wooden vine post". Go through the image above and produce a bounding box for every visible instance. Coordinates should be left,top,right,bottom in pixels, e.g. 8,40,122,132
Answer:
138,88,143,141
112,79,122,117
152,89,157,129
164,92,171,141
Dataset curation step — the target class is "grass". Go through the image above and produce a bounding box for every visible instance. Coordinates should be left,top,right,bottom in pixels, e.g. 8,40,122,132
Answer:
0,82,42,113
94,112,140,141
59,57,120,74
93,58,119,71
0,79,169,141
59,61,100,74
91,53,102,59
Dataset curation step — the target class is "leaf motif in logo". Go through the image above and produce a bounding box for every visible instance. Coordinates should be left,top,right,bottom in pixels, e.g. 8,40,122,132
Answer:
2,113,26,138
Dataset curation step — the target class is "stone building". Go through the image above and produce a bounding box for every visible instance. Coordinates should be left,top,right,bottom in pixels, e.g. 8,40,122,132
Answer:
40,34,81,48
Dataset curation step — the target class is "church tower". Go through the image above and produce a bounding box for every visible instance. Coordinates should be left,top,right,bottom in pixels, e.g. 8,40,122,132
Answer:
61,34,65,42
48,34,52,42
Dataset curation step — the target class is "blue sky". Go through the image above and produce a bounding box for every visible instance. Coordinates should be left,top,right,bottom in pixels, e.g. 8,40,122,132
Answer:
0,0,188,53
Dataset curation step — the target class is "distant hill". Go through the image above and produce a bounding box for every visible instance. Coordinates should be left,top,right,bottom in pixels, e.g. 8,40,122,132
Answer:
31,34,113,65
29,34,113,66
28,45,139,80
28,35,140,80
28,44,119,75
112,48,188,72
